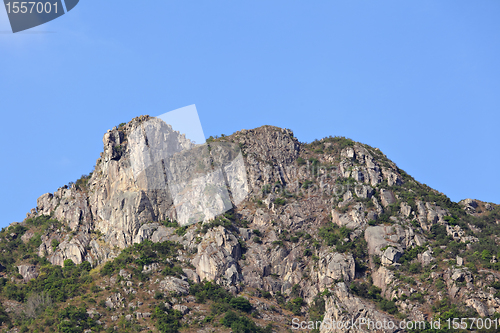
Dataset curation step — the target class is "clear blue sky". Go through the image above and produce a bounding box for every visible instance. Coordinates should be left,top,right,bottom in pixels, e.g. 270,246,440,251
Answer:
1,1,499,228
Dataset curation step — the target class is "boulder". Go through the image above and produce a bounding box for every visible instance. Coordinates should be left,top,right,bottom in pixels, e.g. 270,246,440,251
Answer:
173,304,189,315
105,293,125,308
364,225,405,256
331,203,366,229
17,265,38,282
182,268,200,283
119,269,132,279
460,199,478,215
451,269,465,282
381,247,403,266
158,276,189,295
400,202,412,218
354,185,374,199
418,250,434,266
317,252,355,287
379,189,396,207
372,266,395,298
21,231,34,243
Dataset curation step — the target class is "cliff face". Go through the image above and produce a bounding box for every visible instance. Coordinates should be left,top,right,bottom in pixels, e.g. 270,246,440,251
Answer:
29,119,302,267
7,116,500,331
33,116,194,265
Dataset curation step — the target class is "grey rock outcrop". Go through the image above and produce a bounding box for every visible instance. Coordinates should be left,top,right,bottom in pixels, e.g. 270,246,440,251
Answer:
380,189,396,207
105,293,125,308
317,252,355,287
365,225,405,257
460,198,478,214
17,265,38,282
192,226,242,285
418,250,434,266
381,247,403,266
320,282,400,333
158,277,189,295
173,304,189,315
372,266,395,299
332,203,367,229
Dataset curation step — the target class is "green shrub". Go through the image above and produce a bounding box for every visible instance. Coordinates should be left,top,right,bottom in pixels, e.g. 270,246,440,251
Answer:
100,262,115,276
272,240,283,247
63,259,75,268
74,173,93,191
302,180,314,189
221,311,265,333
380,299,398,314
262,291,271,299
151,303,183,333
273,198,286,206
399,246,425,264
261,184,271,195
175,226,187,236
57,305,100,332
286,297,304,315
161,219,179,228
229,297,252,313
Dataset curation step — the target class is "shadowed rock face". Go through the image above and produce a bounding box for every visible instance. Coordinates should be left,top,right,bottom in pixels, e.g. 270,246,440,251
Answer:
17,118,500,331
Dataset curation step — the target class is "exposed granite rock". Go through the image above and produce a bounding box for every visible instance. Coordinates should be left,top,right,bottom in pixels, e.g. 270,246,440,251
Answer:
320,282,400,333
354,185,374,199
317,252,355,287
460,198,478,215
332,203,367,229
400,202,412,218
182,268,200,283
418,250,434,266
105,293,125,308
20,231,34,243
380,189,396,207
158,277,189,295
381,247,403,266
17,265,38,282
365,225,406,257
173,304,189,315
372,266,395,299
192,226,242,286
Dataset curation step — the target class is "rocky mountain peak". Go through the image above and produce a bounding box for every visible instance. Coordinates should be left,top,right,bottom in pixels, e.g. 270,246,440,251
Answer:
2,117,500,332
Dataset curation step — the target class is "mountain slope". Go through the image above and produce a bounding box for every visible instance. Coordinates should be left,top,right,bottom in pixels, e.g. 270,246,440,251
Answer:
1,116,499,332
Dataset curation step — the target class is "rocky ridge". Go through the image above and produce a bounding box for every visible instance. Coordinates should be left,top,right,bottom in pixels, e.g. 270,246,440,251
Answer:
1,116,500,332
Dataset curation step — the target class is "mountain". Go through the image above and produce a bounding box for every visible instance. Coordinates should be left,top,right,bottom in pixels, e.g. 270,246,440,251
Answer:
0,116,499,332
